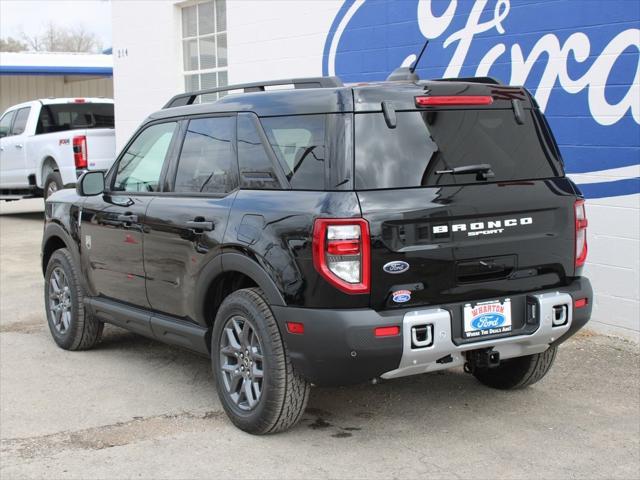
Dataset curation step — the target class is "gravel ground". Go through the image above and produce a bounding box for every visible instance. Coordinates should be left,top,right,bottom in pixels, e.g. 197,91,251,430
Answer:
1,199,639,480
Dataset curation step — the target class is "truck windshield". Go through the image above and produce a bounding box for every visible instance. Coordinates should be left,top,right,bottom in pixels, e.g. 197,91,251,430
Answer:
354,109,561,189
36,103,114,134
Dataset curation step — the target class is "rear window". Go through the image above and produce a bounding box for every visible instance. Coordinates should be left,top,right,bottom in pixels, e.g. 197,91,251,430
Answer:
354,109,560,190
260,115,325,190
36,103,114,134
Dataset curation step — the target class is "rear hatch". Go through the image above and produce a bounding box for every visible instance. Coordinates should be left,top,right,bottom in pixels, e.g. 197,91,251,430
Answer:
38,101,115,170
354,83,579,311
83,127,116,170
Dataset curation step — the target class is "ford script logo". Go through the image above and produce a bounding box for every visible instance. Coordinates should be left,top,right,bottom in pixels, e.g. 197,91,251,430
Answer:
383,261,410,274
471,313,506,330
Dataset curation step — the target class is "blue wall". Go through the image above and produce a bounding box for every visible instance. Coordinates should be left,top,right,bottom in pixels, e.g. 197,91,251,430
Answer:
323,0,640,198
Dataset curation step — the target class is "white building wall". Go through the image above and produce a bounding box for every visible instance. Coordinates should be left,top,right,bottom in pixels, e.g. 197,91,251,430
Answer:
111,0,342,150
570,171,640,339
226,1,341,84
111,1,639,339
111,0,184,151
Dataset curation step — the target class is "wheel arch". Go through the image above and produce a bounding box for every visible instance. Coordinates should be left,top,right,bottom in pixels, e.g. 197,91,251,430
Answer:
38,155,59,188
195,253,286,330
42,222,78,274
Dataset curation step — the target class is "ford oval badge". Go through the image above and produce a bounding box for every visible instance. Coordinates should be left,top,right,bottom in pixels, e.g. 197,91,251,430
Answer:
383,261,409,274
392,290,412,303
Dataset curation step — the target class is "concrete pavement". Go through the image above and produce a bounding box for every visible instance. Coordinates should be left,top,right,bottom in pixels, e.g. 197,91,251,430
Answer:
1,199,638,479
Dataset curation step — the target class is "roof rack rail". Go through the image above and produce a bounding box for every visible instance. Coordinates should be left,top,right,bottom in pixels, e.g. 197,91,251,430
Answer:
433,76,502,85
163,76,343,109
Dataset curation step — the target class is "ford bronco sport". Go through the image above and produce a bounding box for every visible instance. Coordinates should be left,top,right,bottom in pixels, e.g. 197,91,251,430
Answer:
41,73,593,434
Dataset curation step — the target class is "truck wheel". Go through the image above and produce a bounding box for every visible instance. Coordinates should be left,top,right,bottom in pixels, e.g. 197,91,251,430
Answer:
211,288,310,434
44,248,103,350
44,171,63,199
472,346,558,390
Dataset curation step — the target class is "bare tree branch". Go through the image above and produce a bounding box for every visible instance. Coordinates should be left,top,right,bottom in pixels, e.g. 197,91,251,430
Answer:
16,23,103,53
0,37,28,52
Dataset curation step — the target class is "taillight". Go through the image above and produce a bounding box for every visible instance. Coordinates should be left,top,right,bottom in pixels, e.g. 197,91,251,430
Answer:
575,199,588,268
415,95,494,106
312,218,370,294
72,135,88,169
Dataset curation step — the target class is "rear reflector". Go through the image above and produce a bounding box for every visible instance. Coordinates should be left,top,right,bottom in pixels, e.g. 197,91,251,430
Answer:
286,322,305,334
574,298,588,309
375,326,400,337
416,95,494,106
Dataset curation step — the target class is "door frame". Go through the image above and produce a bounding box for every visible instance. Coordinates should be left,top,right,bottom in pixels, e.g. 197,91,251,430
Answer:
161,112,239,199
81,118,184,304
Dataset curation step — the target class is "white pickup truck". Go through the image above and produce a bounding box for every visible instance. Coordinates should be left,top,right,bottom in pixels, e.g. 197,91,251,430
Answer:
0,98,116,200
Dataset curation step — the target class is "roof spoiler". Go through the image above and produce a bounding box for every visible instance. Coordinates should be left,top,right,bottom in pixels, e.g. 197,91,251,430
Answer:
163,76,343,109
434,76,502,85
382,39,501,86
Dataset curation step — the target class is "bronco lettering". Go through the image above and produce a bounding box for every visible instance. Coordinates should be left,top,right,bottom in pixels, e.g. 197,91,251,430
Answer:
433,217,533,236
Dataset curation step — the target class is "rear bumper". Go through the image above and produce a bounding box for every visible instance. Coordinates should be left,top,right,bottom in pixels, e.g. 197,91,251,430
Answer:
272,277,592,386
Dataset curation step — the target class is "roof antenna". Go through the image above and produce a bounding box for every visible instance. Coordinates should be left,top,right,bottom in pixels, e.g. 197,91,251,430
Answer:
386,39,429,82
410,39,429,74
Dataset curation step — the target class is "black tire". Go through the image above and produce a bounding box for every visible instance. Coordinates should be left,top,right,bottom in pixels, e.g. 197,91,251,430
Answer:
44,248,103,350
211,288,310,434
472,346,558,390
44,171,63,199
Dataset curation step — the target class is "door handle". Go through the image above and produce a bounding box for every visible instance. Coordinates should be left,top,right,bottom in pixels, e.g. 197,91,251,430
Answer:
185,219,214,232
117,214,138,223
15,144,23,149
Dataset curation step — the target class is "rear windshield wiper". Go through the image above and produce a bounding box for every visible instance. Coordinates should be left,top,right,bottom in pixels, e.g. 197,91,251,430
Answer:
435,163,495,181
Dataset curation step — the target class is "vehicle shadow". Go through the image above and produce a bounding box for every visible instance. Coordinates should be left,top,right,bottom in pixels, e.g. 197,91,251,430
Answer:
95,325,519,433
0,211,44,221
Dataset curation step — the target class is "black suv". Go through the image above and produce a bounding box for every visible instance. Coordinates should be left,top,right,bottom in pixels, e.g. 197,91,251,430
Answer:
42,75,593,434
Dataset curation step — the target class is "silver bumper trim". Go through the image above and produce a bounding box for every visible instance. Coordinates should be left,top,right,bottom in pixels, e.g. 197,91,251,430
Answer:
381,291,573,380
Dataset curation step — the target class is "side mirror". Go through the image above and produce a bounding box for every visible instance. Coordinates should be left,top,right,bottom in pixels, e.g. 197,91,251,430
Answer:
76,171,105,196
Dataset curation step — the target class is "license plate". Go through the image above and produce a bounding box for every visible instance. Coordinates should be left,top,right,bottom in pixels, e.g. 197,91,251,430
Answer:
463,298,513,338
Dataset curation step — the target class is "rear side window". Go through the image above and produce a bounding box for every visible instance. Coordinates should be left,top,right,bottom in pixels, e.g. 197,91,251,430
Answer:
11,107,30,135
261,115,325,190
174,116,236,194
237,114,280,190
355,109,559,189
36,103,114,134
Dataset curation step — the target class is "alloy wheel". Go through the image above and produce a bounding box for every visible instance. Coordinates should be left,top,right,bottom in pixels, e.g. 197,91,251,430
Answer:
219,315,264,411
48,267,72,334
